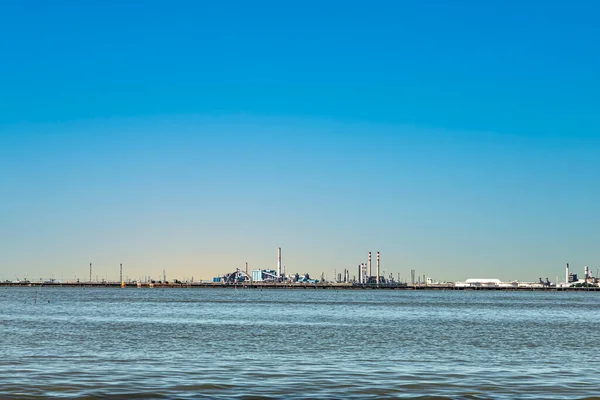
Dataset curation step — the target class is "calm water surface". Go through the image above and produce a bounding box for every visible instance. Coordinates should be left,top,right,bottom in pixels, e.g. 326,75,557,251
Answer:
1,287,599,399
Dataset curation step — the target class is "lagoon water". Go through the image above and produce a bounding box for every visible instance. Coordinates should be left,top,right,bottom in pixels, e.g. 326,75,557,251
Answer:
1,287,599,399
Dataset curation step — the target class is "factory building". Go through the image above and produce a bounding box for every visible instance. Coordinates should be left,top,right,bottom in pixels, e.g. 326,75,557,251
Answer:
249,247,285,282
455,278,555,288
560,263,600,287
455,278,502,288
294,273,319,284
355,251,389,284
216,268,251,283
251,269,278,282
214,247,286,283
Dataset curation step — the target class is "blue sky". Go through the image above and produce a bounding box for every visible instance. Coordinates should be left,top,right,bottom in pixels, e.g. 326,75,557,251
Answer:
1,1,599,282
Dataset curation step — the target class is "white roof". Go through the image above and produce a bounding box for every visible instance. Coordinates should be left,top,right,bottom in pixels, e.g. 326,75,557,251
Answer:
465,278,502,284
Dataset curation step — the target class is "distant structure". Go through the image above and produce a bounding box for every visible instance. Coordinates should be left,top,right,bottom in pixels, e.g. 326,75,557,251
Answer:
455,278,503,288
216,247,284,284
357,260,371,284
251,269,277,282
376,251,380,285
89,263,92,283
559,263,599,287
120,263,125,288
277,247,282,278
218,268,250,283
354,251,388,285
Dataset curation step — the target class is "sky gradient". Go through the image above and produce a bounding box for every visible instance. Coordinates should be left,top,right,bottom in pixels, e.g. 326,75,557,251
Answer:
1,1,599,282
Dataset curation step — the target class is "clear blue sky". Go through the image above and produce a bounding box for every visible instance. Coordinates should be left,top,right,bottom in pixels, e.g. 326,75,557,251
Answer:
1,0,599,282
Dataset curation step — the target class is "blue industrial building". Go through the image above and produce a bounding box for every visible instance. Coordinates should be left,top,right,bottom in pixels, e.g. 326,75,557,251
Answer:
251,269,278,282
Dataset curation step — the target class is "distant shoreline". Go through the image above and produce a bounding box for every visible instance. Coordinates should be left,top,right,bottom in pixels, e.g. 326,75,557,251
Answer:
2,282,598,291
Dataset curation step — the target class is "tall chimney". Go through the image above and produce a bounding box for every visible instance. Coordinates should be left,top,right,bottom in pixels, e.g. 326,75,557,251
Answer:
368,252,372,279
277,247,282,278
565,263,569,284
376,251,380,285
245,262,248,276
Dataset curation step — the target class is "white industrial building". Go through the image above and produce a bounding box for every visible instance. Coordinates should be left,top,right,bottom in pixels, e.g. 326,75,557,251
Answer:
455,278,556,288
455,278,502,288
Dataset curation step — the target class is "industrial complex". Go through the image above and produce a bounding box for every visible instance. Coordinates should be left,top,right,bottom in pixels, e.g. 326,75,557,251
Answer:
211,248,600,290
4,248,599,291
213,248,399,287
450,263,598,289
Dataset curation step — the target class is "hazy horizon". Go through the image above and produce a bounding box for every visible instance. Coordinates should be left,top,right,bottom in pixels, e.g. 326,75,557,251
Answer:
1,1,599,283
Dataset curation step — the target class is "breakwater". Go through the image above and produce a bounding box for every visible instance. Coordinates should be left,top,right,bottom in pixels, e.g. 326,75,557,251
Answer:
1,281,598,291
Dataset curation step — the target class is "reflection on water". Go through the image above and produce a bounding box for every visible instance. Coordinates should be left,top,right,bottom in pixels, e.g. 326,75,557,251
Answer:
1,287,598,398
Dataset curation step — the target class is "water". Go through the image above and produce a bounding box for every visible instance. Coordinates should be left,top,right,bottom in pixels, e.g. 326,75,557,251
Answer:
1,287,599,399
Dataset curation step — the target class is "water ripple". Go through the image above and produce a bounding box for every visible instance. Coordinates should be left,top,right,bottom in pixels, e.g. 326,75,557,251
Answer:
1,288,599,398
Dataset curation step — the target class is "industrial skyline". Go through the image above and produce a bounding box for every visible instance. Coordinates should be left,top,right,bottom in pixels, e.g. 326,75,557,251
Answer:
4,245,598,289
7,260,599,291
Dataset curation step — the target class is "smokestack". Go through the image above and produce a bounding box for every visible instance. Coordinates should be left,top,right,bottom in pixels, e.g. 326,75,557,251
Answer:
368,252,372,279
120,263,123,284
277,247,282,278
566,263,569,284
245,262,248,276
89,263,92,283
376,251,380,285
